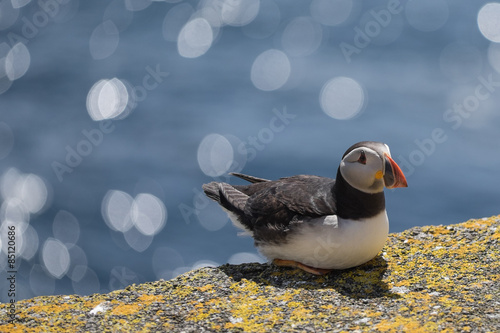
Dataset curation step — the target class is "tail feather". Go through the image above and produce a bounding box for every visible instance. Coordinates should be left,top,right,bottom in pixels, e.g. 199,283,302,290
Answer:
230,172,270,183
202,182,221,203
202,182,248,212
218,183,248,212
202,181,253,233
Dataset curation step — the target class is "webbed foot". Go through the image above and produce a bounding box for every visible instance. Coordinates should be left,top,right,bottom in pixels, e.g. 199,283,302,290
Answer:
272,259,332,275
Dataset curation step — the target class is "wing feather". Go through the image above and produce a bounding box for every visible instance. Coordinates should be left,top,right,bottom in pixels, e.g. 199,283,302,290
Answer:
230,172,271,183
244,175,336,217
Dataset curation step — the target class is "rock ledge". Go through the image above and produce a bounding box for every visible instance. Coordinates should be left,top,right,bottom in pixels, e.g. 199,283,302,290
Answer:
1,216,499,332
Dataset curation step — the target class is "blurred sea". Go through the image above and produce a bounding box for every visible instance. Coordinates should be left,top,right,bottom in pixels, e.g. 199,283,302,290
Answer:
1,0,499,301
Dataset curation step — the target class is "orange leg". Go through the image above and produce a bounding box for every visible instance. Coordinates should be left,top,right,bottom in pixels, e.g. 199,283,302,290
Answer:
272,259,332,275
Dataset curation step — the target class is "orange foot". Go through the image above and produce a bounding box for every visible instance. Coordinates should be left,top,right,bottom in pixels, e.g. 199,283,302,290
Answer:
272,259,332,275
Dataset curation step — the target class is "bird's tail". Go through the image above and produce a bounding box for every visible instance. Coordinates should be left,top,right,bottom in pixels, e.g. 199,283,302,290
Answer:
202,182,221,203
202,182,253,233
203,182,249,212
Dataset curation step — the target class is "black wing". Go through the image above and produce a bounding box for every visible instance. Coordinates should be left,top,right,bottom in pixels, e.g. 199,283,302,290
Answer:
236,175,337,217
203,174,337,243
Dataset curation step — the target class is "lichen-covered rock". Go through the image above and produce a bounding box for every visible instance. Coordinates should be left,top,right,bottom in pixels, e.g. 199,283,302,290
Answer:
1,216,499,332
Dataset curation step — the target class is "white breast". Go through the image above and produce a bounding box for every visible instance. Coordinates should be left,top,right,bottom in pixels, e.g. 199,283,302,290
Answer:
257,211,389,269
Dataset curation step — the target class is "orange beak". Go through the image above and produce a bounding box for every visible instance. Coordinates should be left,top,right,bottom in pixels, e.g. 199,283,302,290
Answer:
383,153,408,189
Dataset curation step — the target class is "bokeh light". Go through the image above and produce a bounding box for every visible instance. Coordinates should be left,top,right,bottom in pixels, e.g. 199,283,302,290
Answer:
0,48,13,94
0,220,26,257
310,0,353,26
101,190,134,232
320,77,365,120
0,199,29,227
130,193,167,236
123,228,153,252
162,3,194,42
177,17,214,58
42,238,70,279
220,0,260,27
5,42,31,81
133,178,166,205
86,78,130,120
0,166,59,297
0,168,50,216
1,202,28,230
89,20,120,60
1,168,23,200
405,0,449,32
53,210,80,246
102,190,134,232
194,6,223,42
20,173,49,214
251,49,291,91
101,190,166,252
19,224,39,260
0,168,51,275
281,16,323,57
477,3,500,43
11,0,31,9
71,265,88,284
197,133,234,177
66,245,88,282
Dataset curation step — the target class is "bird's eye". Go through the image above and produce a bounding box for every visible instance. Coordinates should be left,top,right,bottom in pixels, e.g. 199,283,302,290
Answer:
358,150,367,164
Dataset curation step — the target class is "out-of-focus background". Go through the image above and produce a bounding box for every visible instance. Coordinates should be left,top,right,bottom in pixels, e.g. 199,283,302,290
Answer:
0,0,499,301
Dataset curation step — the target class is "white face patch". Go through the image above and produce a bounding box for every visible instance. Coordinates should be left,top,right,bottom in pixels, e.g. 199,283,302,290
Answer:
339,147,385,193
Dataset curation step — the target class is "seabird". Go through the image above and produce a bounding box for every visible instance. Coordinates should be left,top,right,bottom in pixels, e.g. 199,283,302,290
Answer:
202,141,408,275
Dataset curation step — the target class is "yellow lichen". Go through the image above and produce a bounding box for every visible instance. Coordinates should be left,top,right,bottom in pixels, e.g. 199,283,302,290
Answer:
137,294,164,304
110,303,141,316
1,215,498,332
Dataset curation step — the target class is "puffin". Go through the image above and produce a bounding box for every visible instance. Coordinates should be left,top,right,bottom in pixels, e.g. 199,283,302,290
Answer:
202,141,408,275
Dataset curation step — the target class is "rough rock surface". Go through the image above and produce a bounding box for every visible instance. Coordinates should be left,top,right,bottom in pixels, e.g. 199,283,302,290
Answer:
1,216,499,332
